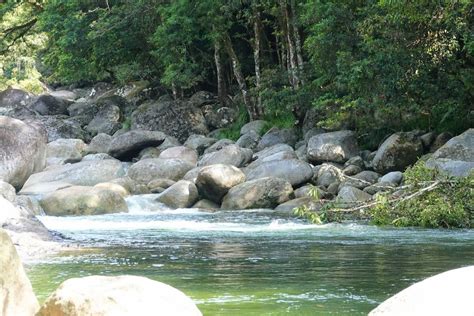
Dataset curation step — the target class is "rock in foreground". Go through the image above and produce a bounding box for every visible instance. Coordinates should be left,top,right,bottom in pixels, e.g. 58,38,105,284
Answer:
0,228,40,316
37,275,202,316
370,266,474,316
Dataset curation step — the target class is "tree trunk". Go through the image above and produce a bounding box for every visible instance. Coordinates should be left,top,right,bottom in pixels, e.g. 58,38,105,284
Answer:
214,40,227,106
253,10,263,117
291,0,304,85
223,33,256,120
281,0,299,88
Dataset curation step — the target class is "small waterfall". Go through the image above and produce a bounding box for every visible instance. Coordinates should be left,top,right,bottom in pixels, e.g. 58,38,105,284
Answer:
125,194,170,213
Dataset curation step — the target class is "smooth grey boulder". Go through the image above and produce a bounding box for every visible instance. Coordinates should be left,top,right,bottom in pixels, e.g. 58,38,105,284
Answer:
341,170,380,190
86,104,122,136
157,180,199,209
86,133,113,154
183,167,204,183
108,130,167,160
337,186,372,203
240,120,267,135
221,177,293,210
379,171,403,185
40,186,128,216
184,134,217,155
20,159,126,195
138,147,161,160
0,227,40,316
46,138,86,166
246,159,313,187
236,130,260,150
147,178,176,193
198,144,251,167
196,164,246,203
294,185,327,199
37,275,202,316
253,144,294,160
372,132,423,174
342,164,362,176
127,158,194,184
369,266,474,316
295,145,308,162
0,180,16,202
131,100,209,142
82,153,114,161
157,135,182,151
430,132,453,153
159,146,198,166
0,116,47,190
256,127,298,151
245,150,298,173
425,129,474,177
307,130,359,164
30,94,70,115
314,163,342,188
204,138,234,154
192,199,220,211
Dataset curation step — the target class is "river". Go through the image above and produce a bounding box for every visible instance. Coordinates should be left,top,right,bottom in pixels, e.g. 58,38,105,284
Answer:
27,195,474,315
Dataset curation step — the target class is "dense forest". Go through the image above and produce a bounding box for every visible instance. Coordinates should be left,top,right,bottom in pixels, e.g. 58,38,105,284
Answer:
1,0,473,146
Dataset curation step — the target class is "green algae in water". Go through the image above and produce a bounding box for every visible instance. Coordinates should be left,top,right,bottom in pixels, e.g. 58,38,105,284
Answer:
28,211,474,315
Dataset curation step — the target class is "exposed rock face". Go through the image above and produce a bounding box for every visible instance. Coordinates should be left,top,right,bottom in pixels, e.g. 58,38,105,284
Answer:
257,127,298,151
127,158,194,184
21,159,126,196
0,180,16,202
30,94,70,115
108,130,167,160
37,275,202,316
0,227,40,316
236,130,260,149
86,133,113,154
86,104,122,135
159,146,198,165
221,177,293,210
196,164,246,203
307,130,359,164
0,88,32,116
254,144,294,160
34,115,90,142
202,104,237,129
199,145,252,168
189,90,216,107
426,129,474,177
157,180,199,208
0,116,47,190
369,266,474,316
245,159,313,187
46,138,86,166
372,132,423,174
131,100,209,142
40,186,128,216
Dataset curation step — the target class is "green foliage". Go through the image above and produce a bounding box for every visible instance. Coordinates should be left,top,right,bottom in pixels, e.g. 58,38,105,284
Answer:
370,162,474,228
217,105,249,141
293,185,327,225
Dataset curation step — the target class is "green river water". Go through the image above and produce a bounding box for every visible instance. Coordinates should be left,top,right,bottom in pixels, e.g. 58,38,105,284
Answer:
27,198,474,315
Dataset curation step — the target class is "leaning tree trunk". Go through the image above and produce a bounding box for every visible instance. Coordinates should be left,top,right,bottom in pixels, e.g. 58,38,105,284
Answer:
291,0,304,85
253,10,264,117
223,33,257,120
281,0,299,89
214,40,227,106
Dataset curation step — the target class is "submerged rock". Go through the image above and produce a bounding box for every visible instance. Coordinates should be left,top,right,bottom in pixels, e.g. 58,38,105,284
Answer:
37,275,202,316
0,227,40,316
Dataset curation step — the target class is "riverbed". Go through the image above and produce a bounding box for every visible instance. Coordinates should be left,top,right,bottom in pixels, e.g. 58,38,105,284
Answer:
27,198,474,315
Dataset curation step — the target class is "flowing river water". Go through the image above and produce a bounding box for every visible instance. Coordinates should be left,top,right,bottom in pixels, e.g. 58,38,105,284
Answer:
27,195,474,315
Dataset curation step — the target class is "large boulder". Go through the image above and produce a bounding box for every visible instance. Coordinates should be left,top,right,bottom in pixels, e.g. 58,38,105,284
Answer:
131,100,209,142
30,94,70,115
86,103,122,135
0,180,16,202
369,266,474,316
236,130,260,150
0,116,47,189
426,129,474,177
40,186,128,216
203,139,234,154
0,227,40,316
0,88,32,116
108,130,167,160
221,177,293,210
20,159,126,196
372,132,423,174
253,143,294,160
184,134,217,155
307,130,359,164
198,144,252,168
33,115,90,142
256,127,298,151
337,186,372,203
86,133,113,154
157,180,199,209
159,146,198,165
37,275,202,316
240,120,267,136
245,159,313,187
127,158,194,184
46,138,86,166
196,164,246,203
